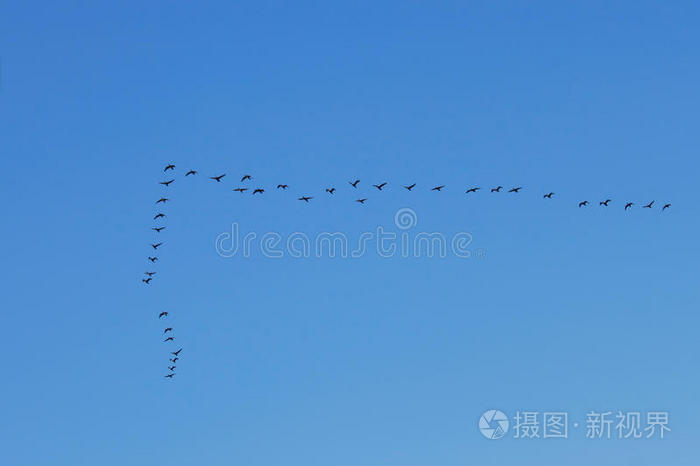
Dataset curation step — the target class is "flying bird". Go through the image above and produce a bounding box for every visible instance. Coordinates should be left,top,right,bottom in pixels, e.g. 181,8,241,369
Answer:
148,257,158,262
171,349,182,356
164,328,173,334
164,164,175,172
160,179,174,187
508,187,522,193
142,278,152,284
404,183,416,191
241,174,252,182
151,242,163,250
145,272,156,277
355,198,367,204
152,227,165,233
170,357,179,363
543,192,554,199
298,196,313,202
466,187,480,194
373,182,387,190
277,184,288,189
643,201,655,209
578,201,589,207
168,366,176,371
154,213,165,220
325,188,335,194
662,203,671,210
185,170,197,176
163,337,174,342
431,185,445,192
233,187,248,193
600,199,611,206
210,174,226,182
252,188,265,194
349,179,360,188
159,311,168,318
625,202,634,210
156,197,169,204
164,373,175,378
491,186,503,192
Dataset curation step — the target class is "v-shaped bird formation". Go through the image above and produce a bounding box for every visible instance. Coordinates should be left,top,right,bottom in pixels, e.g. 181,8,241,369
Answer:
144,163,673,379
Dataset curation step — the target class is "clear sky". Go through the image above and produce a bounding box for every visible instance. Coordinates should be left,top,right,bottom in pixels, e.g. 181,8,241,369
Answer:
1,1,698,465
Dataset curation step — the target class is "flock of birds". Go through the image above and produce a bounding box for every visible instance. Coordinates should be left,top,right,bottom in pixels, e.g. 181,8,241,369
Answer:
144,163,672,379
145,163,183,379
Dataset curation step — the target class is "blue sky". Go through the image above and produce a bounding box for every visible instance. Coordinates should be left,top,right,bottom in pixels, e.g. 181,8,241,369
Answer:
1,1,698,464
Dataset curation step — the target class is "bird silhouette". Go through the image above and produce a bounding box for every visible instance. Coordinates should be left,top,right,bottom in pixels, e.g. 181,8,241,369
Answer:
168,366,176,371
151,242,163,250
466,187,480,194
164,373,175,378
349,179,360,188
578,201,589,207
241,174,252,182
373,182,387,190
355,198,367,204
252,188,265,194
600,199,611,206
643,201,655,209
431,185,445,192
142,278,152,284
325,188,335,194
160,179,174,187
185,170,197,176
404,183,416,191
159,311,168,318
171,349,182,356
491,186,503,192
164,328,173,334
662,203,671,210
210,174,226,182
170,357,179,363
277,184,288,189
625,202,634,210
156,197,169,204
164,164,175,172
152,227,165,233
508,187,522,193
163,337,174,342
543,192,554,199
298,196,313,202
154,213,165,220
145,272,156,277
233,187,248,193
148,256,158,262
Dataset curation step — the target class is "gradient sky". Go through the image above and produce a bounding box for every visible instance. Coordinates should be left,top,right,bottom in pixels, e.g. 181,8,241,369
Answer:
1,1,699,465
